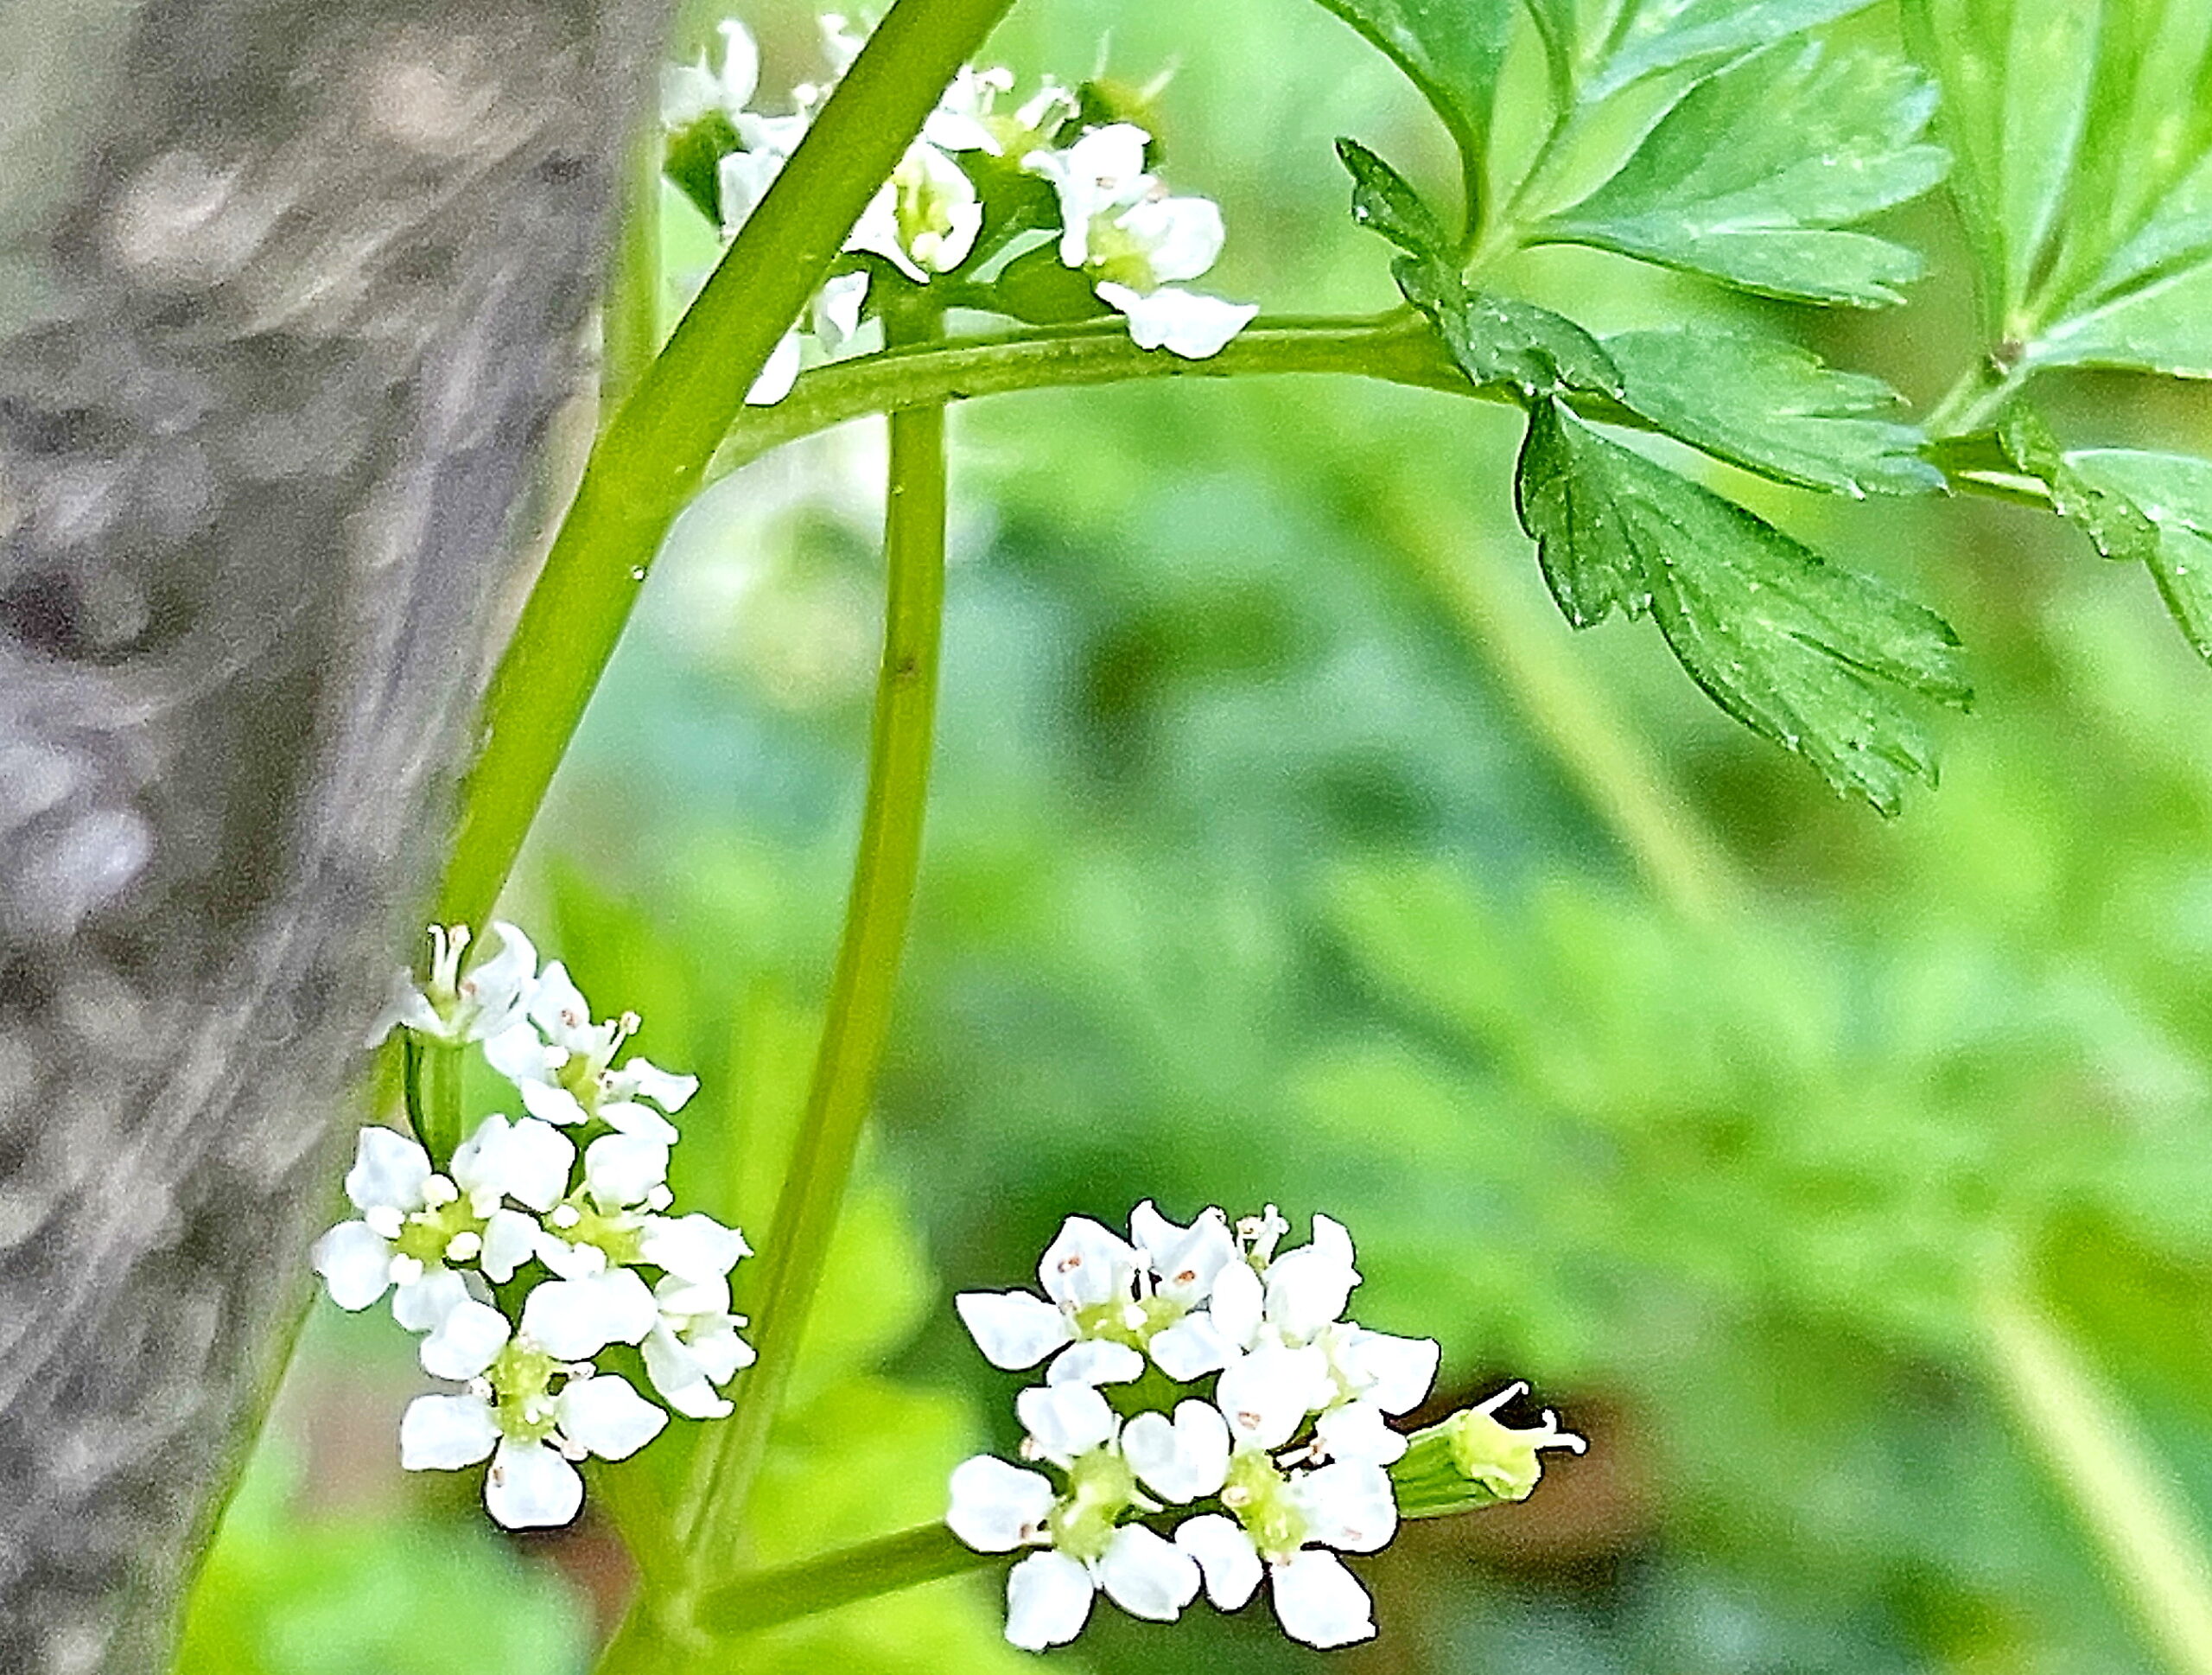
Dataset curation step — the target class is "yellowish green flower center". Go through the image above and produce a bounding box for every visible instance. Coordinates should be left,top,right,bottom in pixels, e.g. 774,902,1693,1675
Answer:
1047,1449,1138,1563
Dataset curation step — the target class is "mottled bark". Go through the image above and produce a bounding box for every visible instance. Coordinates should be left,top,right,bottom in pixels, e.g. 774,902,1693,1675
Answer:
0,1,664,1666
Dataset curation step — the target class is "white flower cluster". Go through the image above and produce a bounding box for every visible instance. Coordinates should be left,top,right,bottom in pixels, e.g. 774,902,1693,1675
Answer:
315,923,753,1530
664,14,1257,385
947,1205,1440,1651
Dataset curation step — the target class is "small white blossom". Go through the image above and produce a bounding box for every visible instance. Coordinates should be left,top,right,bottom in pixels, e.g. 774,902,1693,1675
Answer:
371,922,537,1048
663,18,760,128
643,1272,757,1418
848,141,983,283
482,963,693,1142
315,1130,486,1327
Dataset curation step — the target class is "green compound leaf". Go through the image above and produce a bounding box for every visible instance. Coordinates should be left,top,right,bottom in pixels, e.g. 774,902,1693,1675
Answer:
1515,400,1970,812
1992,405,2159,563
1604,328,1945,497
1309,0,1520,224
2058,448,2212,664
1907,0,2212,375
1575,0,1886,100
1538,41,1949,305
1396,257,1624,398
1336,137,1456,258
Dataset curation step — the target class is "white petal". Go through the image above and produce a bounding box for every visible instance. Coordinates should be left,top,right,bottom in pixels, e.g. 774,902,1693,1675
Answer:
1143,1208,1236,1307
847,185,929,283
1262,1215,1360,1341
534,1230,607,1279
615,1055,697,1112
1175,1514,1262,1610
643,1324,734,1419
719,147,788,234
1097,1524,1198,1621
1005,1551,1095,1650
1216,1344,1333,1451
1294,1462,1398,1553
584,1132,670,1208
1038,1215,1138,1309
814,271,870,352
1115,196,1225,284
556,1372,668,1460
1122,1400,1230,1503
1268,1550,1375,1649
1017,1382,1116,1467
462,922,538,1035
600,1099,681,1144
518,1080,591,1128
1096,283,1258,360
522,1269,658,1359
1339,1328,1440,1415
481,1020,554,1087
398,1392,499,1471
1314,1400,1408,1468
955,1290,1073,1369
485,1436,584,1530
391,1264,471,1333
420,1297,512,1380
1046,1339,1145,1386
946,1454,1057,1552
1149,1312,1235,1380
528,961,595,1047
480,1208,539,1284
716,16,760,111
345,1127,431,1213
1208,1259,1264,1348
312,1220,394,1311
747,333,803,407
683,1318,756,1384
499,1118,576,1213
639,1213,749,1282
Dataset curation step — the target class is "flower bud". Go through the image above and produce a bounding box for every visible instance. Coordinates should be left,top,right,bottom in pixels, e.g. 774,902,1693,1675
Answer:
1387,1383,1585,1519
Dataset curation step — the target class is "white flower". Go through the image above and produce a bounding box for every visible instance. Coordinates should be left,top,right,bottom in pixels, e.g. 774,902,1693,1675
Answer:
1215,1341,1338,1451
814,271,871,353
1023,123,1256,360
663,18,760,128
315,1129,500,1327
947,1454,1058,1551
848,141,982,283
925,64,1015,155
400,1353,667,1531
371,921,537,1048
1026,124,1156,267
643,1271,755,1418
535,1131,747,1286
1016,1382,1118,1467
1174,1460,1394,1648
1004,1529,1198,1650
718,144,791,234
482,963,692,1142
957,1207,1243,1385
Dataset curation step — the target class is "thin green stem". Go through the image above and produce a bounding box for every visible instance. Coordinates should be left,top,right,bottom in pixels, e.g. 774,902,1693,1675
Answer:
435,0,1014,933
1924,353,2029,439
696,1524,988,1636
1980,1284,2212,1675
673,333,951,1584
601,116,666,421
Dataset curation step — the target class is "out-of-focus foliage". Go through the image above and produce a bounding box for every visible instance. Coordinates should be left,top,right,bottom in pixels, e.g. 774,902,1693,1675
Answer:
202,0,2212,1671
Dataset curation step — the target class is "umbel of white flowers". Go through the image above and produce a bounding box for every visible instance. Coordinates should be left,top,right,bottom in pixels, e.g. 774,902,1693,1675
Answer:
663,11,1258,395
315,923,754,1529
948,1206,1585,1652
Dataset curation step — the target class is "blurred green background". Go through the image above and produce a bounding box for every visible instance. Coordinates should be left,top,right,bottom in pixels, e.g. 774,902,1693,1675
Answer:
182,1,2212,1671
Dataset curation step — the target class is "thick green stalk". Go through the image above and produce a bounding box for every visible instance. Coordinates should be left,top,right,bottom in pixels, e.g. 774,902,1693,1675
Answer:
696,1524,987,1636
600,114,666,420
435,0,1014,933
1981,1285,2212,1675
675,362,950,1580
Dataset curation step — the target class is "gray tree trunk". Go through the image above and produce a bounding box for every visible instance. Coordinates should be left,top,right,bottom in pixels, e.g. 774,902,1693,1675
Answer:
0,1,665,1666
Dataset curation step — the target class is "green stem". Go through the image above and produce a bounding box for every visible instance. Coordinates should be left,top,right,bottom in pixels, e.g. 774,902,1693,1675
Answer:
1980,1285,2212,1675
1924,353,2029,439
435,0,1014,933
674,334,951,1582
601,115,666,421
696,1524,988,1636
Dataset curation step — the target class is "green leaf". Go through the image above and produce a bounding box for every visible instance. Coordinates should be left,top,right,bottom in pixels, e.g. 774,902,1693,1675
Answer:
1900,0,2098,337
1993,405,2159,562
1514,400,1970,812
1307,0,1520,217
665,112,741,226
1908,0,2212,374
1394,257,1624,398
1605,328,1945,496
2064,447,2212,662
1539,41,1949,305
1336,137,1455,258
1579,0,1885,101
